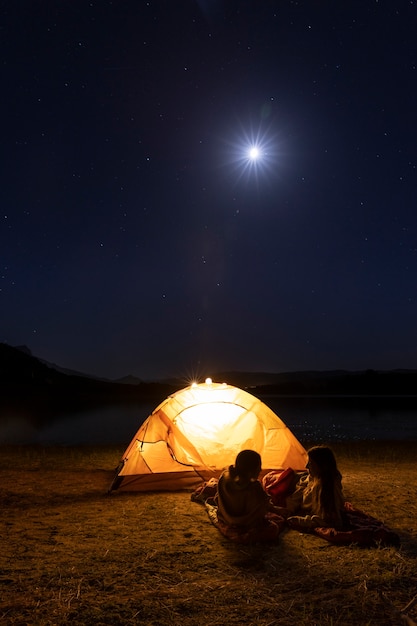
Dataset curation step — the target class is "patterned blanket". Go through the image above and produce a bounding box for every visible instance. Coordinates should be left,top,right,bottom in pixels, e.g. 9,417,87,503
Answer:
191,476,401,547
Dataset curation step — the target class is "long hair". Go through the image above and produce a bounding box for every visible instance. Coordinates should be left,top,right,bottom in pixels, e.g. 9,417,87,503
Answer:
307,446,342,523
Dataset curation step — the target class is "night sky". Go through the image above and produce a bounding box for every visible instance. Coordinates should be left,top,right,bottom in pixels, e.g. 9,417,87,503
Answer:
2,1,417,381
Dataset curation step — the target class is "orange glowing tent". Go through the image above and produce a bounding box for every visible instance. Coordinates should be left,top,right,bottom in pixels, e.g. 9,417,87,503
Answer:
110,379,307,492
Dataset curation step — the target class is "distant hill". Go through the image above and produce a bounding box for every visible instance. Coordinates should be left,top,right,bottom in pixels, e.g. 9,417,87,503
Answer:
114,375,144,385
0,343,176,421
1,343,417,424
210,369,417,396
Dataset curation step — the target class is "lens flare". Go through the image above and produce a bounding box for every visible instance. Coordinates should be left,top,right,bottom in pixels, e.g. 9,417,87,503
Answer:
248,146,260,160
220,120,280,186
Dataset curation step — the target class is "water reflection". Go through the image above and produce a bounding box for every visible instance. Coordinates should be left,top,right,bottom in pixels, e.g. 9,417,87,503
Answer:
266,396,417,442
0,403,155,446
0,397,416,445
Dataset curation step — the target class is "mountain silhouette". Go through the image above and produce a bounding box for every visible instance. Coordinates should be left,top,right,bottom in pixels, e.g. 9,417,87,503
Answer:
1,343,417,425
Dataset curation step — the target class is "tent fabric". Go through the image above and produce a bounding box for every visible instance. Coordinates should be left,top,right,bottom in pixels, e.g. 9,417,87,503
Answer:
110,380,308,492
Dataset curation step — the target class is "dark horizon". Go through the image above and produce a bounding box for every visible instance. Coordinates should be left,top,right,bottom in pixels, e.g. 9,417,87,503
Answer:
3,341,417,390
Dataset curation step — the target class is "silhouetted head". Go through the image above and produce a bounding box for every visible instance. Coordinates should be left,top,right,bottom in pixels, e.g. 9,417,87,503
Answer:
234,450,262,481
306,445,339,479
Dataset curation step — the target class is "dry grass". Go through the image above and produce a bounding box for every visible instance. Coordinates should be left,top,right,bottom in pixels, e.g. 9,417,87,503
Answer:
0,442,416,625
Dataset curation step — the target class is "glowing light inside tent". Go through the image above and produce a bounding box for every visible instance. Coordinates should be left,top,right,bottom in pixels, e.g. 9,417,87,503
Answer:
173,381,246,435
178,403,250,437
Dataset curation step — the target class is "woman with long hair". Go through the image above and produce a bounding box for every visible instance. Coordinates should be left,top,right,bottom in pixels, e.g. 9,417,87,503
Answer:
286,445,345,529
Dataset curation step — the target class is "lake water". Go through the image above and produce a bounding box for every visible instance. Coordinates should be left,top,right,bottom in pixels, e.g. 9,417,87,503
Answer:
266,396,417,442
1,396,416,445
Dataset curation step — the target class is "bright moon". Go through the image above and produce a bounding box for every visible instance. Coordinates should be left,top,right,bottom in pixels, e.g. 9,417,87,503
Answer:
222,123,279,183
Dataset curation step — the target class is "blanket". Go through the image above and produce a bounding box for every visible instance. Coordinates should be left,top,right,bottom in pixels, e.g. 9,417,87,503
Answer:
262,467,301,506
192,477,401,547
191,478,284,544
288,501,401,547
263,469,400,546
205,501,285,544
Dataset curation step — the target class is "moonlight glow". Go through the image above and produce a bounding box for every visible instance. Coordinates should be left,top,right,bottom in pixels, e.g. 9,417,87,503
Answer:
221,121,280,185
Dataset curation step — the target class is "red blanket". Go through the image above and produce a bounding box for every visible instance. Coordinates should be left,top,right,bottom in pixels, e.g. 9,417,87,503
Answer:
309,501,400,547
193,476,401,547
262,469,400,546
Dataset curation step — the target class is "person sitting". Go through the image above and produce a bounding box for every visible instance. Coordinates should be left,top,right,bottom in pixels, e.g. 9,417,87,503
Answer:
210,449,284,543
216,449,271,527
285,445,346,530
262,445,400,546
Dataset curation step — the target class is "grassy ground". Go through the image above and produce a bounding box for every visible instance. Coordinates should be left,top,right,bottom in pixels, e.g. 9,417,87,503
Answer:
0,441,416,625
